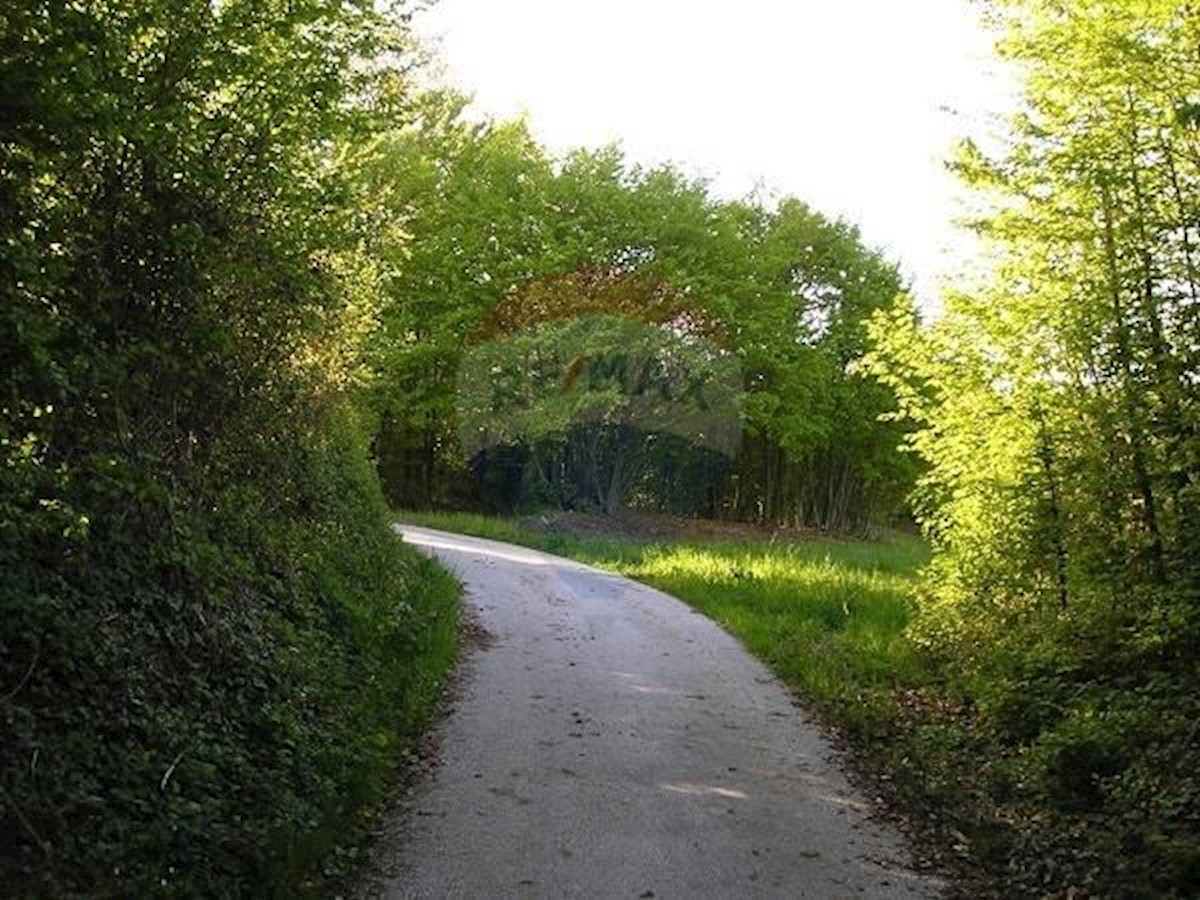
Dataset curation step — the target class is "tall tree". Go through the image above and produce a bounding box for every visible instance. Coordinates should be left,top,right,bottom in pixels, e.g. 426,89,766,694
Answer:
867,6,1200,886
870,0,1200,639
1,1,454,892
366,106,911,528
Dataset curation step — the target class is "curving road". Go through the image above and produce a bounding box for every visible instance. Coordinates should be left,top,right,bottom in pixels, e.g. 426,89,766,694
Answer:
362,525,941,899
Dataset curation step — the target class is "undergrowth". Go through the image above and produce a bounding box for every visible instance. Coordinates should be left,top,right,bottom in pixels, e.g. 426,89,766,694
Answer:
1,419,459,896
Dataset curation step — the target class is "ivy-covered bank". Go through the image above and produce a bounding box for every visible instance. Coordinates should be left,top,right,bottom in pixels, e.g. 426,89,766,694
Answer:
1,0,457,893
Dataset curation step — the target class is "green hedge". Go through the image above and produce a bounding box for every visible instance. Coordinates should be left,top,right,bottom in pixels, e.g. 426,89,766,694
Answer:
1,0,458,891
1,406,458,895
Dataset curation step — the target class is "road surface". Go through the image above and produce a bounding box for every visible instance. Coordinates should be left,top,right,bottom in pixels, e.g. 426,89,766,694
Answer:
360,525,941,899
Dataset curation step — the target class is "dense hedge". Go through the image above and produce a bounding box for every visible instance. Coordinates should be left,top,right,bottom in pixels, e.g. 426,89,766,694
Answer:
1,0,458,893
1,405,458,894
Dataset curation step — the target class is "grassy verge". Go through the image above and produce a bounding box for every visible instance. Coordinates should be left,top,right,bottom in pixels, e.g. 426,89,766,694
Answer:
401,510,929,737
293,544,461,895
397,512,957,847
402,512,1200,897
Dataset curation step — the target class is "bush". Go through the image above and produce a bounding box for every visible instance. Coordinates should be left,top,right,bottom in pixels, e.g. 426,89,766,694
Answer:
0,0,458,892
0,403,458,895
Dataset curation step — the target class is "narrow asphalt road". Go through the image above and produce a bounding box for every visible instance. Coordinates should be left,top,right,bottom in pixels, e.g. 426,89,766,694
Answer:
362,525,941,899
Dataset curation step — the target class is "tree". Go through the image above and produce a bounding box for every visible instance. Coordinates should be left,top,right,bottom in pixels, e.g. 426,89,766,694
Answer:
366,109,912,528
870,0,1200,641
867,3,1200,889
1,1,455,892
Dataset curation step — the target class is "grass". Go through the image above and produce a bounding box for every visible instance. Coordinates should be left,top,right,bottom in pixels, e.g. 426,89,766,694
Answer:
401,511,1200,897
400,511,997,885
399,510,931,739
296,548,461,896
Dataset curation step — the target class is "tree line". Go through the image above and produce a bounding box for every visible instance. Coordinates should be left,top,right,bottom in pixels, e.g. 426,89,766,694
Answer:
365,99,914,531
1,1,458,893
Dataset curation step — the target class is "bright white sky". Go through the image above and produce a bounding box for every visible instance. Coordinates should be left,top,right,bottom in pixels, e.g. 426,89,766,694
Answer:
414,0,1017,306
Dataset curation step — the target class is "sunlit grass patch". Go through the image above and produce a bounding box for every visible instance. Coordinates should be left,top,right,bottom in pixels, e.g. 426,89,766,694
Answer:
622,541,929,714
398,510,930,727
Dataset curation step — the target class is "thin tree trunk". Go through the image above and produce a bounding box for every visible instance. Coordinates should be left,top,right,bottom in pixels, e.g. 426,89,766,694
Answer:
1033,403,1070,611
1099,177,1167,583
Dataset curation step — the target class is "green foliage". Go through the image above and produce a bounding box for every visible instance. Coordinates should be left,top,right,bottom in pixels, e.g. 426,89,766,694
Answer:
0,0,458,893
866,1,1200,894
456,312,742,514
365,110,913,530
